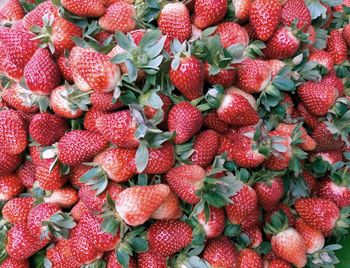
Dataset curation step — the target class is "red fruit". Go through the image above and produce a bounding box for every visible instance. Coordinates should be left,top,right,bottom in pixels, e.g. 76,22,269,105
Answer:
23,48,61,95
302,171,317,195
318,178,350,209
57,55,74,83
238,248,262,268
17,160,36,188
235,58,271,93
69,164,91,188
295,218,325,254
22,1,57,29
311,123,344,152
58,130,108,165
326,30,348,64
250,0,282,41
0,0,24,25
90,91,124,112
266,204,296,227
231,0,252,21
106,251,137,268
342,24,350,48
99,2,135,33
309,49,334,74
215,21,250,48
191,130,219,167
83,109,107,132
204,62,236,88
263,26,300,60
194,0,227,29
203,111,230,133
166,164,206,204
267,59,286,78
297,80,338,116
61,0,105,17
152,190,183,220
138,251,167,268
145,142,175,174
144,93,172,121
296,103,319,130
169,56,205,101
254,177,284,211
36,159,68,190
115,184,170,226
0,151,21,175
0,257,29,268
322,71,344,96
2,197,33,225
167,101,203,144
198,206,226,239
44,187,79,208
29,113,68,146
295,198,340,234
71,200,90,221
0,174,24,201
202,237,239,268
281,0,311,30
46,239,80,268
243,226,263,248
265,258,292,268
148,220,193,256
0,110,28,155
96,110,139,148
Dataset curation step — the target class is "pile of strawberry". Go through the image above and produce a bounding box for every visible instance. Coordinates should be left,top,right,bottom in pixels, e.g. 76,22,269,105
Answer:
1,0,350,267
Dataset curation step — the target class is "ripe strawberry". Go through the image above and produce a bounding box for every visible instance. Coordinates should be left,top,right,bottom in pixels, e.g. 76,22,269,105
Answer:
0,110,28,155
0,174,24,201
69,164,91,188
0,0,24,24
169,56,205,101
311,123,344,151
57,130,108,165
302,171,317,195
326,30,348,64
2,197,34,225
17,159,36,188
264,258,292,268
295,198,340,234
36,159,68,190
309,49,334,74
254,177,284,211
145,142,175,174
190,130,219,167
151,190,183,220
46,239,81,268
96,110,139,148
318,178,350,209
61,0,105,17
197,206,226,239
236,58,271,94
29,113,68,146
243,225,263,248
22,1,58,29
71,200,90,221
167,101,203,144
215,21,250,48
83,108,107,132
238,248,262,268
0,151,22,175
250,0,282,41
204,62,236,88
0,42,23,80
148,220,193,256
297,80,338,116
281,0,311,30
231,0,252,22
202,236,239,268
310,150,343,165
266,204,296,228
138,251,167,268
342,24,350,48
263,26,300,60
106,251,137,268
267,59,286,78
99,2,135,33
296,103,320,130
90,91,124,112
322,71,344,96
194,0,227,29
203,111,230,133
44,186,79,208
295,218,325,254
23,48,61,95
115,184,170,226
0,257,30,268
57,55,74,83
144,93,172,121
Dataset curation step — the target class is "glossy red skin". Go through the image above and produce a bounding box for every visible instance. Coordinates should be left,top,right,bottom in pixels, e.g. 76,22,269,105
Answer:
0,257,30,268
302,171,318,195
0,0,24,23
0,174,24,201
191,130,219,167
318,179,350,209
198,206,226,239
203,111,230,133
311,123,344,152
238,248,263,268
296,103,320,130
151,190,183,220
281,0,311,29
2,197,33,225
90,92,124,112
194,0,227,29
322,71,344,96
71,200,91,222
138,251,167,268
99,2,135,33
22,1,58,29
0,151,22,175
44,187,79,208
326,30,348,64
106,251,137,268
57,55,74,83
254,177,284,211
215,21,250,48
309,49,334,73
83,109,108,132
295,218,325,254
46,239,80,268
61,0,105,17
205,63,236,88
145,142,175,174
17,160,36,188
36,159,68,190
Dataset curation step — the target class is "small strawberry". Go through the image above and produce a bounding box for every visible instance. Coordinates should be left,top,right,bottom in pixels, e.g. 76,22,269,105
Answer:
215,21,250,48
0,151,22,175
17,159,36,188
44,186,79,208
197,206,226,239
281,0,311,30
46,239,81,268
238,248,263,268
194,0,227,29
190,130,219,167
106,251,137,268
138,251,167,268
295,218,325,254
309,49,334,74
151,190,183,220
35,159,68,190
326,30,348,64
0,0,24,24
61,0,105,17
203,111,230,133
254,177,284,211
2,197,34,225
231,0,252,22
145,142,175,174
90,91,124,112
250,0,282,41
22,1,58,30
148,220,193,256
57,54,74,83
318,178,350,209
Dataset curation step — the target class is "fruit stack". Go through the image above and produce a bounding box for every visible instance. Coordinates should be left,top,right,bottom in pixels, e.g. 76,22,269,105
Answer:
0,0,350,267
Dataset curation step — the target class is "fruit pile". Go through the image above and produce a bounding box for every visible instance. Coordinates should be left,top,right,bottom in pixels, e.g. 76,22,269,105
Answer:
1,0,350,267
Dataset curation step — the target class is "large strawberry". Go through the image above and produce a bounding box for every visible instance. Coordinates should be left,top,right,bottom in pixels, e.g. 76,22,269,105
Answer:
326,30,348,64
61,0,105,17
0,0,24,24
0,150,22,175
281,0,311,30
22,1,58,30
318,178,350,209
197,206,226,239
2,197,33,225
295,218,325,254
194,0,227,29
215,21,250,48
254,177,284,211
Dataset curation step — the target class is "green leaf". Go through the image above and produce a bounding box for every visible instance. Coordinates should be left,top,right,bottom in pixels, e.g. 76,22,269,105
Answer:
307,0,327,19
130,237,148,252
116,248,130,268
272,76,296,91
111,52,129,64
202,26,218,37
115,31,131,51
145,35,166,59
138,30,161,49
321,0,342,6
135,144,149,173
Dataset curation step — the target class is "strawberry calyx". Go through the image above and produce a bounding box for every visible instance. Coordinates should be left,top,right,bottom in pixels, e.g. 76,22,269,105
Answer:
30,14,56,53
263,210,289,235
332,6,350,28
79,165,109,195
0,222,10,264
243,40,266,59
307,244,343,268
41,211,76,240
60,82,92,112
333,206,350,240
134,0,168,29
18,79,50,112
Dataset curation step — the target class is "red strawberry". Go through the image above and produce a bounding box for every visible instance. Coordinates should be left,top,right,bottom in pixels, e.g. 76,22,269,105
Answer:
266,204,296,228
57,55,74,83
90,91,124,112
297,80,338,116
231,0,252,21
145,142,175,174
203,111,230,133
71,200,90,221
326,30,348,64
302,171,317,195
23,48,61,95
190,130,219,167
167,101,203,144
264,258,292,268
0,174,24,201
138,251,167,268
36,159,68,190
0,42,23,80
267,59,286,78
46,239,81,268
61,0,105,17
295,218,325,254
83,108,107,132
17,159,36,188
151,190,183,220
22,1,57,29
296,103,320,130
144,93,172,121
106,251,137,268
310,150,343,165
238,248,263,268
57,130,108,165
202,236,239,268
342,24,350,48
2,197,34,225
115,184,170,226
0,110,28,155
44,186,79,208
0,151,22,175
311,123,344,151
69,164,91,188
309,49,334,74
197,206,226,239
29,113,68,146
254,177,284,211
99,2,135,33
204,62,236,88
0,257,30,268
250,0,282,41
322,71,344,96
243,225,263,248
215,21,250,48
0,0,24,24
148,220,193,256
281,0,311,30
169,56,205,101
194,0,227,29
318,178,350,209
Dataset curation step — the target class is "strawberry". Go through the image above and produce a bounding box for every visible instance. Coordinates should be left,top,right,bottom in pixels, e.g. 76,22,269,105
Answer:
326,30,348,64
296,103,320,130
17,159,36,188
194,0,227,29
0,151,22,175
35,159,68,190
29,113,68,146
235,58,271,94
308,49,334,74
138,251,167,268
147,220,193,256
57,130,108,165
342,24,350,48
243,225,263,248
23,48,61,95
322,71,344,96
115,184,170,226
295,198,340,234
46,239,80,268
71,200,90,221
61,0,105,17
302,171,318,195
262,26,300,60
84,108,108,132
264,258,292,268
0,42,23,80
203,111,230,133
0,110,28,155
197,206,226,239
144,93,172,121
297,80,338,116
281,0,311,30
145,142,175,174
106,251,137,268
215,21,250,48
250,0,282,41
2,197,34,225
22,1,57,29
204,62,236,88
310,150,343,165
238,248,262,268
57,55,74,83
0,257,30,268
0,174,24,201
167,101,203,144
311,123,344,151
231,0,252,22
267,59,286,78
99,2,136,33
151,190,183,220
90,91,124,112
169,56,205,101
266,204,296,228
295,218,325,254
190,130,219,167
96,110,139,148
202,236,239,268
44,186,79,208
0,0,24,24
69,164,91,188
254,177,284,211
318,178,350,209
